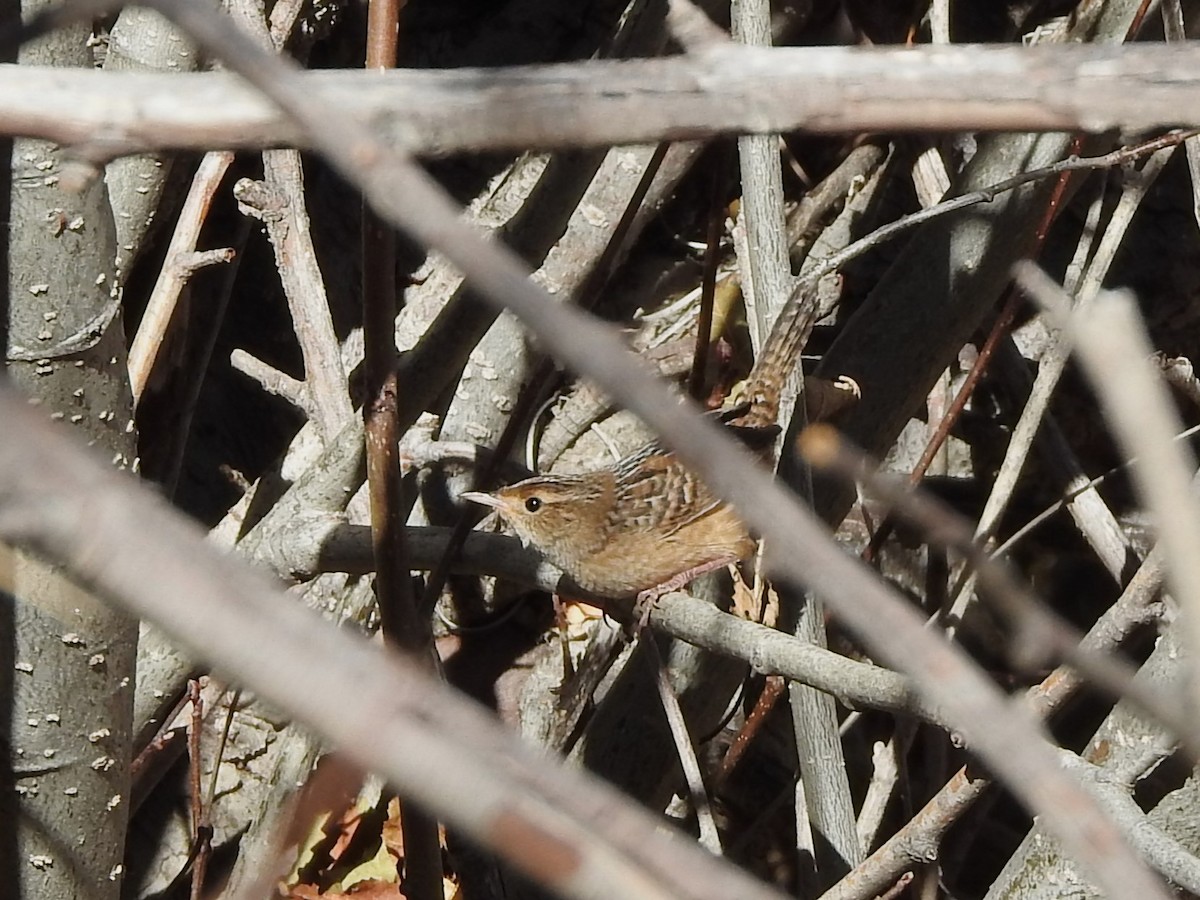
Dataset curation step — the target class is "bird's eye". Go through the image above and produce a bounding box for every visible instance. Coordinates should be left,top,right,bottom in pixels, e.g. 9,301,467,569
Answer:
524,497,542,512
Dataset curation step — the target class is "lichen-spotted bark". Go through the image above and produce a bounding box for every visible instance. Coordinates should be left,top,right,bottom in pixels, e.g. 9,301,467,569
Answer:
1,3,138,898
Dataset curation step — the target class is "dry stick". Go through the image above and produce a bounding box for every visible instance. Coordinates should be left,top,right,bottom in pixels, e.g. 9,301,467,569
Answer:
267,0,305,37
816,0,1171,672
712,142,889,790
789,143,887,269
157,681,210,899
713,675,783,789
1128,0,1159,39
989,610,1198,896
641,639,723,855
229,348,309,412
798,424,1200,760
687,150,724,401
855,728,910,854
126,2,1174,896
189,688,246,900
139,0,306,504
361,0,421,653
227,0,353,442
191,689,247,900
187,681,208,900
800,130,1200,307
1017,265,1200,733
1057,749,1200,894
12,45,1200,153
127,150,236,404
130,712,187,811
155,237,250,500
730,0,858,885
866,135,1081,587
665,0,726,48
0,389,784,900
122,0,311,481
257,150,355,438
362,4,440,894
729,0,855,879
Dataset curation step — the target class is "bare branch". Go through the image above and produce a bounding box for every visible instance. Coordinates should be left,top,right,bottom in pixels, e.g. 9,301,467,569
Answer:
4,44,1200,154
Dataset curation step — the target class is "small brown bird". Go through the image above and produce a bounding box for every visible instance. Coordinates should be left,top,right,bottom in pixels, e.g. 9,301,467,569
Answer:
462,439,757,598
463,282,855,601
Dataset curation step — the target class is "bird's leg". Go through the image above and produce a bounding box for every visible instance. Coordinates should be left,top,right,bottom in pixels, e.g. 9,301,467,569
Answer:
630,553,743,633
551,592,575,680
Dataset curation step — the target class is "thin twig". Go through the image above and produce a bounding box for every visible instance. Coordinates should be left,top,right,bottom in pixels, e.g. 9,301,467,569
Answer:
953,179,1106,572
187,680,208,900
127,150,235,404
360,0,422,653
801,130,1199,303
641,636,723,855
991,424,1200,558
713,675,784,788
981,143,1174,560
363,5,442,890
688,148,725,400
229,348,310,413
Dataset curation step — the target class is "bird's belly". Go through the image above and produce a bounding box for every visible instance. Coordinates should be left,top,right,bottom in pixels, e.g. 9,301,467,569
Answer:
563,504,754,597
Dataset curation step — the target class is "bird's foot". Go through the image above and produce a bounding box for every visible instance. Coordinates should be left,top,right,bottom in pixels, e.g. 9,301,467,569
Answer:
629,555,741,637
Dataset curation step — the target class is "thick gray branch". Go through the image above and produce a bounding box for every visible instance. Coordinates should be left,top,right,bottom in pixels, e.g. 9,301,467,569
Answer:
2,43,1200,155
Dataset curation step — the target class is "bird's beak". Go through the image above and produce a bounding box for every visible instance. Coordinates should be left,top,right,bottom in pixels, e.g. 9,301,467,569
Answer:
461,490,502,510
